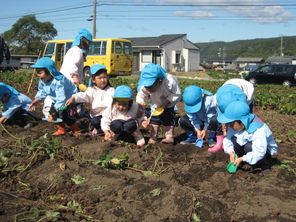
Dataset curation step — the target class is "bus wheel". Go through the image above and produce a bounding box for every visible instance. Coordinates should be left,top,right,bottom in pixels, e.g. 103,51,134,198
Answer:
83,67,90,77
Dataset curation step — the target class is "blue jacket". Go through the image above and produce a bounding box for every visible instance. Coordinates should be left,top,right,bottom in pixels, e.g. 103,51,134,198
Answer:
2,93,35,119
186,94,216,130
35,76,77,110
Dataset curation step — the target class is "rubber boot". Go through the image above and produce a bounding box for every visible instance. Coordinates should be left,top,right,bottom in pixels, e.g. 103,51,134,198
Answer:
208,131,216,147
69,122,81,137
148,124,159,144
52,122,67,135
132,128,145,146
208,135,224,153
180,131,197,144
162,126,174,144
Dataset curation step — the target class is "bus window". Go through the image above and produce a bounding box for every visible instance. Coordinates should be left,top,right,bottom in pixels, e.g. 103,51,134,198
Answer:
114,42,122,54
101,41,107,55
124,42,132,55
65,42,72,54
88,42,97,55
89,41,107,55
44,42,55,56
56,44,64,62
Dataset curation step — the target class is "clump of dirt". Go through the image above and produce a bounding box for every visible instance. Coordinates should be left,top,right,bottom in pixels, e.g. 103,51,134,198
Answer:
0,107,295,221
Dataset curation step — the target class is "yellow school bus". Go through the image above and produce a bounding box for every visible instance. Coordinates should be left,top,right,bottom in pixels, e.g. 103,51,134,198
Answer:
43,38,133,77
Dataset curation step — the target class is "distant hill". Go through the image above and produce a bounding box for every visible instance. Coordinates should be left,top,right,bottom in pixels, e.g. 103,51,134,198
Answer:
195,36,296,63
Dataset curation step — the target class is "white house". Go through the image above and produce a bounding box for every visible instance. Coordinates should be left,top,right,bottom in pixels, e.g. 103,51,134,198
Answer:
127,34,200,72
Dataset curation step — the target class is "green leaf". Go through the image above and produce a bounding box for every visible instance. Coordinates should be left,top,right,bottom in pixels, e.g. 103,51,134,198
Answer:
71,174,89,185
142,171,153,176
150,188,161,197
192,213,201,221
46,211,60,219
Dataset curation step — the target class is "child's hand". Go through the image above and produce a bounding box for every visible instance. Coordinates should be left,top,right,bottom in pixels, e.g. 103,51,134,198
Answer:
233,157,243,166
104,130,112,141
229,152,235,162
141,120,149,128
66,97,75,105
47,115,53,122
29,103,36,111
0,116,6,123
196,129,206,139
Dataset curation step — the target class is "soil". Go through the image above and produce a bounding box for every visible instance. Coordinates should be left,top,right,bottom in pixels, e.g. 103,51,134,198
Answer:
0,104,296,222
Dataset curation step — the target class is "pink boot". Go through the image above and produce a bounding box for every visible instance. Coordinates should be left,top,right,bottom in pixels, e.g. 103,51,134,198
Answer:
133,128,146,146
161,126,174,144
208,135,224,153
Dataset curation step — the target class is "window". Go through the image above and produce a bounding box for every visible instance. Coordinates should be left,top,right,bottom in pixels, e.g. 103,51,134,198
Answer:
272,66,284,73
89,41,107,55
44,43,55,56
259,65,271,73
113,42,122,54
285,66,294,74
142,51,152,63
172,50,181,64
123,42,132,55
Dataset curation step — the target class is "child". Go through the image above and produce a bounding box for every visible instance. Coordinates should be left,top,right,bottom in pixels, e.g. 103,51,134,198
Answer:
101,85,146,146
60,29,93,86
207,84,247,153
136,63,181,144
217,101,278,175
214,78,254,112
179,85,217,145
29,57,80,136
0,82,36,129
66,64,114,135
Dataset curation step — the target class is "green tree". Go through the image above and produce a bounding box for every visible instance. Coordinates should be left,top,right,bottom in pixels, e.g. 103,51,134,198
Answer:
2,15,57,54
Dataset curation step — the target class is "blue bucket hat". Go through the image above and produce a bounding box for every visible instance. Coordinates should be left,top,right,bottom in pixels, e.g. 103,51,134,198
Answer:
138,63,167,87
0,82,19,100
72,29,94,47
183,85,212,113
216,85,246,115
90,64,107,75
31,57,63,80
114,85,133,101
217,101,263,133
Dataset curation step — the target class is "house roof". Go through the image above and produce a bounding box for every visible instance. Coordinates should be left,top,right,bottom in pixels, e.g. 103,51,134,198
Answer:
265,56,296,64
126,34,199,50
206,57,234,62
235,57,264,63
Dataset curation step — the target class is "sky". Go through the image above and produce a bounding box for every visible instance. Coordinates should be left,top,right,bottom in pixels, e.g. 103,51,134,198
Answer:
1,0,295,43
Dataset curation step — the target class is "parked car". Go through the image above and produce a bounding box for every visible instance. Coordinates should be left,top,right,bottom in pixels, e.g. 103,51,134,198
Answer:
0,59,20,72
245,64,296,87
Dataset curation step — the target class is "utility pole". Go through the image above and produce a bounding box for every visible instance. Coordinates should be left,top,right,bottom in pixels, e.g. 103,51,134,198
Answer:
93,0,97,39
280,34,284,57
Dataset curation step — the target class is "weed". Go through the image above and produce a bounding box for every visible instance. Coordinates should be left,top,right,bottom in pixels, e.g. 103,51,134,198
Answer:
143,146,169,176
275,160,296,175
93,152,130,170
71,174,89,185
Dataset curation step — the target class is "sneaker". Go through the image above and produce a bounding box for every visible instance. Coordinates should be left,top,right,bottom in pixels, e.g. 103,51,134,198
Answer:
208,138,216,147
180,138,196,145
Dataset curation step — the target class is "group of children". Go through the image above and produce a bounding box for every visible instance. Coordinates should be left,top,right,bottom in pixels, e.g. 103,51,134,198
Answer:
0,29,278,175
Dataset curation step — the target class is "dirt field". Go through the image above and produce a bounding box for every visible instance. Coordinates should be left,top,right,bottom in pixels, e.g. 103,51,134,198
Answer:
0,104,295,221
